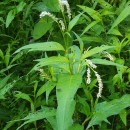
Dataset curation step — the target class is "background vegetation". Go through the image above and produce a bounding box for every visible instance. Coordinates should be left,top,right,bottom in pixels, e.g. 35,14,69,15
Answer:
0,0,130,129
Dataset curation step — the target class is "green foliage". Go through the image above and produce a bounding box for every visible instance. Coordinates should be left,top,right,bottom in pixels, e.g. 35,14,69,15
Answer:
87,94,130,129
1,0,130,129
56,74,82,130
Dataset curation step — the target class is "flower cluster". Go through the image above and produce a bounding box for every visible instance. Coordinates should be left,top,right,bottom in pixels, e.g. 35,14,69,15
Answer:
39,11,58,22
58,0,71,19
94,71,103,98
102,51,114,61
86,68,91,84
59,20,65,31
85,59,103,98
85,59,97,69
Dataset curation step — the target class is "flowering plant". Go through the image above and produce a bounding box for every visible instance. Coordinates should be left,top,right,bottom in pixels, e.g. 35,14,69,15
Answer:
6,0,129,130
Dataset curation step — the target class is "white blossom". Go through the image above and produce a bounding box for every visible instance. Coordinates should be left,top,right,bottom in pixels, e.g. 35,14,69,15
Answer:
58,0,71,19
58,0,64,12
102,51,114,61
39,11,58,22
86,67,91,84
59,20,65,31
94,71,103,98
85,59,97,69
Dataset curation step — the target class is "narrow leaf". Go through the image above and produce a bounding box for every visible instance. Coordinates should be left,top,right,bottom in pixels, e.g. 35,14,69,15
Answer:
81,21,99,36
78,5,102,21
15,92,33,103
14,42,65,54
0,74,12,89
81,46,114,60
108,4,130,32
36,81,56,98
68,13,82,31
91,59,125,68
6,9,16,28
15,107,56,130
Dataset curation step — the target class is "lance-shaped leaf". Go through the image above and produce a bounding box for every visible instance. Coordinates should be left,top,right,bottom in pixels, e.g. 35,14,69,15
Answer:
14,42,65,54
108,3,130,33
91,59,125,68
14,107,56,130
56,74,82,130
81,46,114,60
87,94,130,129
31,56,70,73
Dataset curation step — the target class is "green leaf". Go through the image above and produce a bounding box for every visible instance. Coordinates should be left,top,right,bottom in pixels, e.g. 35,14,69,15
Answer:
6,9,16,28
16,1,26,13
5,2,26,28
81,46,114,60
56,74,82,130
47,116,57,130
68,124,84,130
73,32,84,53
14,42,65,54
0,74,12,89
4,45,10,67
68,13,82,31
87,94,130,129
15,92,33,104
44,0,60,12
91,59,125,68
107,28,122,36
95,0,112,9
0,83,14,99
119,109,127,126
81,36,103,43
32,17,52,40
32,56,69,72
78,5,102,21
0,49,4,60
108,4,130,32
36,81,56,99
0,64,17,74
15,107,56,130
81,21,99,36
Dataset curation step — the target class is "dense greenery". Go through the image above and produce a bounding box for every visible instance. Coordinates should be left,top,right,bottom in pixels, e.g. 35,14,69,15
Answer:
0,0,130,129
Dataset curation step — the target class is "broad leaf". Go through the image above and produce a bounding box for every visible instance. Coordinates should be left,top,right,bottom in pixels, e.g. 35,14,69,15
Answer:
87,94,130,129
32,17,52,40
56,74,82,130
14,42,65,54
